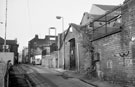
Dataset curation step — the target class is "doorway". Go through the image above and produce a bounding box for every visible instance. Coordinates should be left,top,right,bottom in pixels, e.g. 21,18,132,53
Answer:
69,38,76,70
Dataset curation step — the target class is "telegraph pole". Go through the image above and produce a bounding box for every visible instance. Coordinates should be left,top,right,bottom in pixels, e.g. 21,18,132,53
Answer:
4,0,8,52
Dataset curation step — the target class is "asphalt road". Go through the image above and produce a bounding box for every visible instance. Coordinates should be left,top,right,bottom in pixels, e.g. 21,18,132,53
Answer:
21,64,95,87
10,64,95,87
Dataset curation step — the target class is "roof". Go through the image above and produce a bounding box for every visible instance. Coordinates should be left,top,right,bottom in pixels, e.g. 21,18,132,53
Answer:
6,40,17,45
93,5,121,22
90,14,102,20
123,0,131,3
59,23,87,50
0,37,4,43
0,37,18,45
94,4,117,11
29,35,58,47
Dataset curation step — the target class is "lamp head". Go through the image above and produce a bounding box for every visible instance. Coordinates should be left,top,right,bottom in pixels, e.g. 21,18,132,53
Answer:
0,22,3,24
56,16,62,19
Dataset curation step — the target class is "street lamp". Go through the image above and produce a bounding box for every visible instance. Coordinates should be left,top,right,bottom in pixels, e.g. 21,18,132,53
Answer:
56,16,65,69
0,22,3,24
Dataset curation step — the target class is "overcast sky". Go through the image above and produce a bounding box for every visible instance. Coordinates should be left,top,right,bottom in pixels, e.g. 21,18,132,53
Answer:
0,0,124,52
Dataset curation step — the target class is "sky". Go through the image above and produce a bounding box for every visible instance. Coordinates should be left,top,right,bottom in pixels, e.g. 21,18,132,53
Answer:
0,0,124,52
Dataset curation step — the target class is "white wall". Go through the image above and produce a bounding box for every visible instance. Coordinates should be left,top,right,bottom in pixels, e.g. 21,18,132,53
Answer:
0,52,14,65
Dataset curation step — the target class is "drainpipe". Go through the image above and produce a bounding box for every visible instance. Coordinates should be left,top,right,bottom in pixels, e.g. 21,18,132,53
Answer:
63,41,65,69
57,34,60,68
76,43,80,71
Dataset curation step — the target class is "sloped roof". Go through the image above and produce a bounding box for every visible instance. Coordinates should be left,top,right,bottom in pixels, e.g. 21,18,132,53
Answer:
59,23,87,49
94,4,117,11
90,14,102,20
123,0,131,3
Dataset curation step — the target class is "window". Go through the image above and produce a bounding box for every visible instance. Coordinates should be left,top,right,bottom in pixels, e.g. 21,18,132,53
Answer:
50,37,56,40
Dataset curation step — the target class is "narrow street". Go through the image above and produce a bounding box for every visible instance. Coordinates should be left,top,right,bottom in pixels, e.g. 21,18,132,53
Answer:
2,0,135,87
9,64,95,87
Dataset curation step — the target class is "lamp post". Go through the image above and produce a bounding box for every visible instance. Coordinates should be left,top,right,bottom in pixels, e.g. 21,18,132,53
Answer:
56,16,65,69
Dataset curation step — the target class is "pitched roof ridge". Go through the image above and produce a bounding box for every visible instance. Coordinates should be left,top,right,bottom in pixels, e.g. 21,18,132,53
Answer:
94,4,117,7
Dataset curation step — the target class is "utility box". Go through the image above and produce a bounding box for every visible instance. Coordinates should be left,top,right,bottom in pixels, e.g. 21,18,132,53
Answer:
0,52,14,65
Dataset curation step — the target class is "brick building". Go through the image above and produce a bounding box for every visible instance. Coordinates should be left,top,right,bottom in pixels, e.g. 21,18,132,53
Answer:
82,0,135,86
58,23,92,73
80,4,118,26
28,34,58,64
58,4,121,73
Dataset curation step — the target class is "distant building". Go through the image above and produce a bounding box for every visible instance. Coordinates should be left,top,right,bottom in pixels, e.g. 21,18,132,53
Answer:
0,36,19,64
80,4,120,26
22,47,28,63
90,4,117,15
28,34,57,64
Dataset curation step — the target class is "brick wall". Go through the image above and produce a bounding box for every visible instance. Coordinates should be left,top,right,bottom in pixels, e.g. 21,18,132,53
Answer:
93,33,123,79
92,32,135,85
74,28,91,73
59,25,91,72
79,1,135,86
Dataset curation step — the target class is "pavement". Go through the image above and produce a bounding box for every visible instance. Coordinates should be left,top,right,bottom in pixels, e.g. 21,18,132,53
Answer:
9,65,31,87
54,68,123,87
